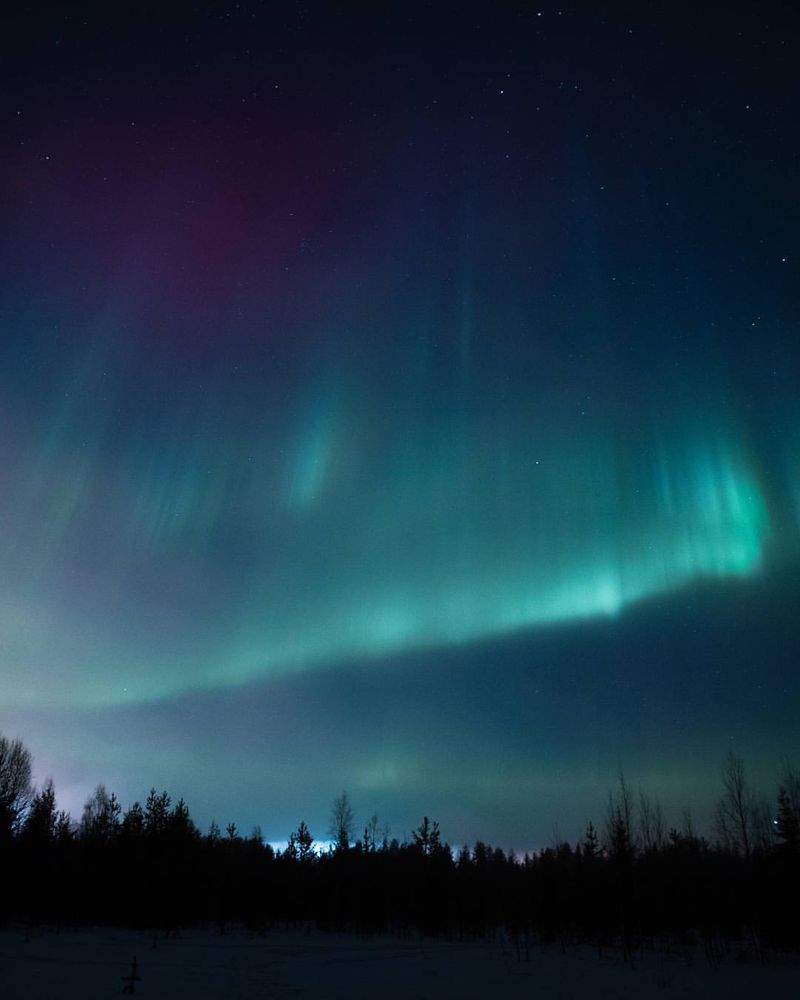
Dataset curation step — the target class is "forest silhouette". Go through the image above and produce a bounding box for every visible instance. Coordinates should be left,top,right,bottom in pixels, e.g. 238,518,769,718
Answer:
1,734,798,962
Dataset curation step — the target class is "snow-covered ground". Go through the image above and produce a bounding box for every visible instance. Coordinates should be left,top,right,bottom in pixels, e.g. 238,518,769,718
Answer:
1,927,798,999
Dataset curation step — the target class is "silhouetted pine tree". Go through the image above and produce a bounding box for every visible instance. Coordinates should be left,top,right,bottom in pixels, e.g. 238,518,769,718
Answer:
413,816,442,857
144,789,171,838
21,779,58,844
582,821,600,861
287,821,314,861
121,802,145,838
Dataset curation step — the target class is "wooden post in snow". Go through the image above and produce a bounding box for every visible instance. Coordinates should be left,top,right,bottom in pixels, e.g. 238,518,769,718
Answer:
121,955,141,994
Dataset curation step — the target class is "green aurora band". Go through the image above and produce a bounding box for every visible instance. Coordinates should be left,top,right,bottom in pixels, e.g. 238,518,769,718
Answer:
0,324,787,709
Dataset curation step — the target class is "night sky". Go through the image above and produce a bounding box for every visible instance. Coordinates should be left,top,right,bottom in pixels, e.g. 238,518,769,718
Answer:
1,3,798,850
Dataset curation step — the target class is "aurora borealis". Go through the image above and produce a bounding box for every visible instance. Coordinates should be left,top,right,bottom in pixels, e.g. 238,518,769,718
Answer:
1,4,798,848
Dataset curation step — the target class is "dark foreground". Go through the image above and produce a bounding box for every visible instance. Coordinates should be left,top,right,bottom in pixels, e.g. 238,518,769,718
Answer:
2,927,800,1000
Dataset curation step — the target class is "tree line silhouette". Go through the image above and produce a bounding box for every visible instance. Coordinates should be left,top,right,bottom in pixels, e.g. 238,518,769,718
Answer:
1,733,798,960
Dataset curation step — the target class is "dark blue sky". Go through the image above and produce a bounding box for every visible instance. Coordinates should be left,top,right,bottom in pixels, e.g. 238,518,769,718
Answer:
1,2,798,848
